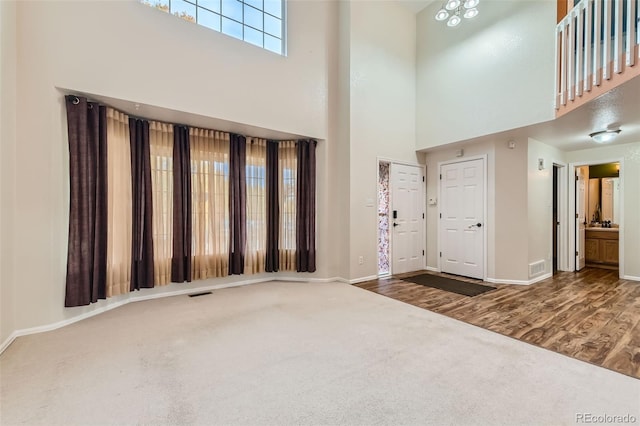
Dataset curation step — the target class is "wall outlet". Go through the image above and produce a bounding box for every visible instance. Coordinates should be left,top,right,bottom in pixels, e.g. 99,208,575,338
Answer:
358,256,364,265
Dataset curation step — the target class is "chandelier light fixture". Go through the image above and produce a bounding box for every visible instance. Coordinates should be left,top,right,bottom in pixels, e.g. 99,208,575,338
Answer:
435,0,480,27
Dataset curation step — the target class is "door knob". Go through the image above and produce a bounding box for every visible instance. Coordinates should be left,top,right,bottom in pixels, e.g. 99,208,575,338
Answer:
393,223,399,227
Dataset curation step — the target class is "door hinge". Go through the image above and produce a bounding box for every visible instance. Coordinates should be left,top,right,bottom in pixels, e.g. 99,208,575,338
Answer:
439,213,442,219
422,176,425,182
422,213,425,219
439,174,442,180
439,252,442,257
575,175,579,181
575,251,578,256
576,213,579,218
422,250,425,256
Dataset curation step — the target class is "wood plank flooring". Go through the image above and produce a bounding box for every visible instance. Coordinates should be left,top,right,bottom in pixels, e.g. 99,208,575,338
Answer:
356,268,640,379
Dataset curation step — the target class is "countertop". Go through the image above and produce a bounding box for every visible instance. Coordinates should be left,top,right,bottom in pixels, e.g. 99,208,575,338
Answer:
586,227,619,232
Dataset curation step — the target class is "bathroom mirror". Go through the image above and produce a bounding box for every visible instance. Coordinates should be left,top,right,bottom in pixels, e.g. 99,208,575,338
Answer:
588,177,619,224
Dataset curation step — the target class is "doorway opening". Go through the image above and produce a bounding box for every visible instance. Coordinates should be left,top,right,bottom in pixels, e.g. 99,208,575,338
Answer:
553,164,559,274
573,161,621,273
377,161,390,276
378,160,425,277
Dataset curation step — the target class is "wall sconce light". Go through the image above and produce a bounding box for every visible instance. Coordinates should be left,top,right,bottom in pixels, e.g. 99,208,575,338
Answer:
589,129,621,143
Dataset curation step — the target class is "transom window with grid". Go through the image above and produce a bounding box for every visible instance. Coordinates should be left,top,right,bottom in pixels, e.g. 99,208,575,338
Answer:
142,0,285,54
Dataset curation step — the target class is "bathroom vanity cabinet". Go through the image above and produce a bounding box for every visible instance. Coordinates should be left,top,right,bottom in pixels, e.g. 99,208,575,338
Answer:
585,228,619,268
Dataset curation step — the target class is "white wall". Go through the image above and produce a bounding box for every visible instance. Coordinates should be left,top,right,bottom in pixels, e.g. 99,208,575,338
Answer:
1,0,17,345
566,142,640,279
416,0,556,149
424,141,501,279
527,138,566,277
424,137,536,283
334,0,352,280
493,138,529,281
347,0,419,280
3,0,340,344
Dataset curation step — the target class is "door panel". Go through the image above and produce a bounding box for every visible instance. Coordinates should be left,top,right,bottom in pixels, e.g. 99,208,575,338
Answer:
439,159,484,279
391,164,424,275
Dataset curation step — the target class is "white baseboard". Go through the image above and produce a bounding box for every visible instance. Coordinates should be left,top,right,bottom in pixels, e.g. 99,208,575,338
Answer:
622,274,640,281
425,266,439,272
0,332,18,355
485,272,552,286
347,275,379,284
0,275,348,356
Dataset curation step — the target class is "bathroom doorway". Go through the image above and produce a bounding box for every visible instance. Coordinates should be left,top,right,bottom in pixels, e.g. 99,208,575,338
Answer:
571,161,622,274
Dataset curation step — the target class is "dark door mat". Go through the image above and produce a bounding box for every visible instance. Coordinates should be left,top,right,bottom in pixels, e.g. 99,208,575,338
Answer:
403,274,496,297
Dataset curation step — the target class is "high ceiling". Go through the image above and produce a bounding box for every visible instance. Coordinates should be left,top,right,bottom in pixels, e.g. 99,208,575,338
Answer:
396,0,640,152
395,0,433,14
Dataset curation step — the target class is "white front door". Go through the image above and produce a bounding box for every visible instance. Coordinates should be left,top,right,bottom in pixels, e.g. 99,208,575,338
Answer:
576,167,586,271
391,164,424,275
439,159,485,279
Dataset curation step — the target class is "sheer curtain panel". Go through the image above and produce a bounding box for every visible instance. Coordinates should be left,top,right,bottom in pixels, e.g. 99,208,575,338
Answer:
278,141,297,271
190,128,230,280
150,122,174,286
106,108,133,297
246,138,267,274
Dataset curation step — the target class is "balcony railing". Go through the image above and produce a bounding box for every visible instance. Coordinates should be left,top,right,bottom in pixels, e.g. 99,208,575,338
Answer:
555,0,639,111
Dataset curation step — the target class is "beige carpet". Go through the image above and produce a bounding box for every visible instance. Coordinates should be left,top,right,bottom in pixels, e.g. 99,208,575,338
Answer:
1,281,638,426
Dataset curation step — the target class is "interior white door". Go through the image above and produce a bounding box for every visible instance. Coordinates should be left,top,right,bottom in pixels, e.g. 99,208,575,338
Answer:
391,164,424,275
576,168,586,270
439,159,484,279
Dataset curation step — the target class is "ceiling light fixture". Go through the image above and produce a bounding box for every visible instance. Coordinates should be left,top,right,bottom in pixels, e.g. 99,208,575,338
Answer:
589,129,621,143
434,0,479,27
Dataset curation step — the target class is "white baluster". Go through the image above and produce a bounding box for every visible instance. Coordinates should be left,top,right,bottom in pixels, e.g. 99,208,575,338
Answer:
626,0,637,66
584,0,593,92
614,0,623,73
577,3,584,96
603,0,611,79
594,0,602,85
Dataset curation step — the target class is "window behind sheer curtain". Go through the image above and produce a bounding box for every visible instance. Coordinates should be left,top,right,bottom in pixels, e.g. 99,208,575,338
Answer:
65,97,317,307
279,141,297,271
149,121,174,286
190,128,230,279
245,138,267,273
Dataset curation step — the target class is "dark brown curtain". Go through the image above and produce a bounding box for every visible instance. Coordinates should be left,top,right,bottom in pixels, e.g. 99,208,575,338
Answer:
64,96,108,307
171,125,192,282
229,134,246,275
129,118,155,290
265,140,280,272
296,140,317,272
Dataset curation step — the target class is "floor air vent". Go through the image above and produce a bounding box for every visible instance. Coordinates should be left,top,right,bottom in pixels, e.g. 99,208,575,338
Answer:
188,291,212,298
529,260,545,277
